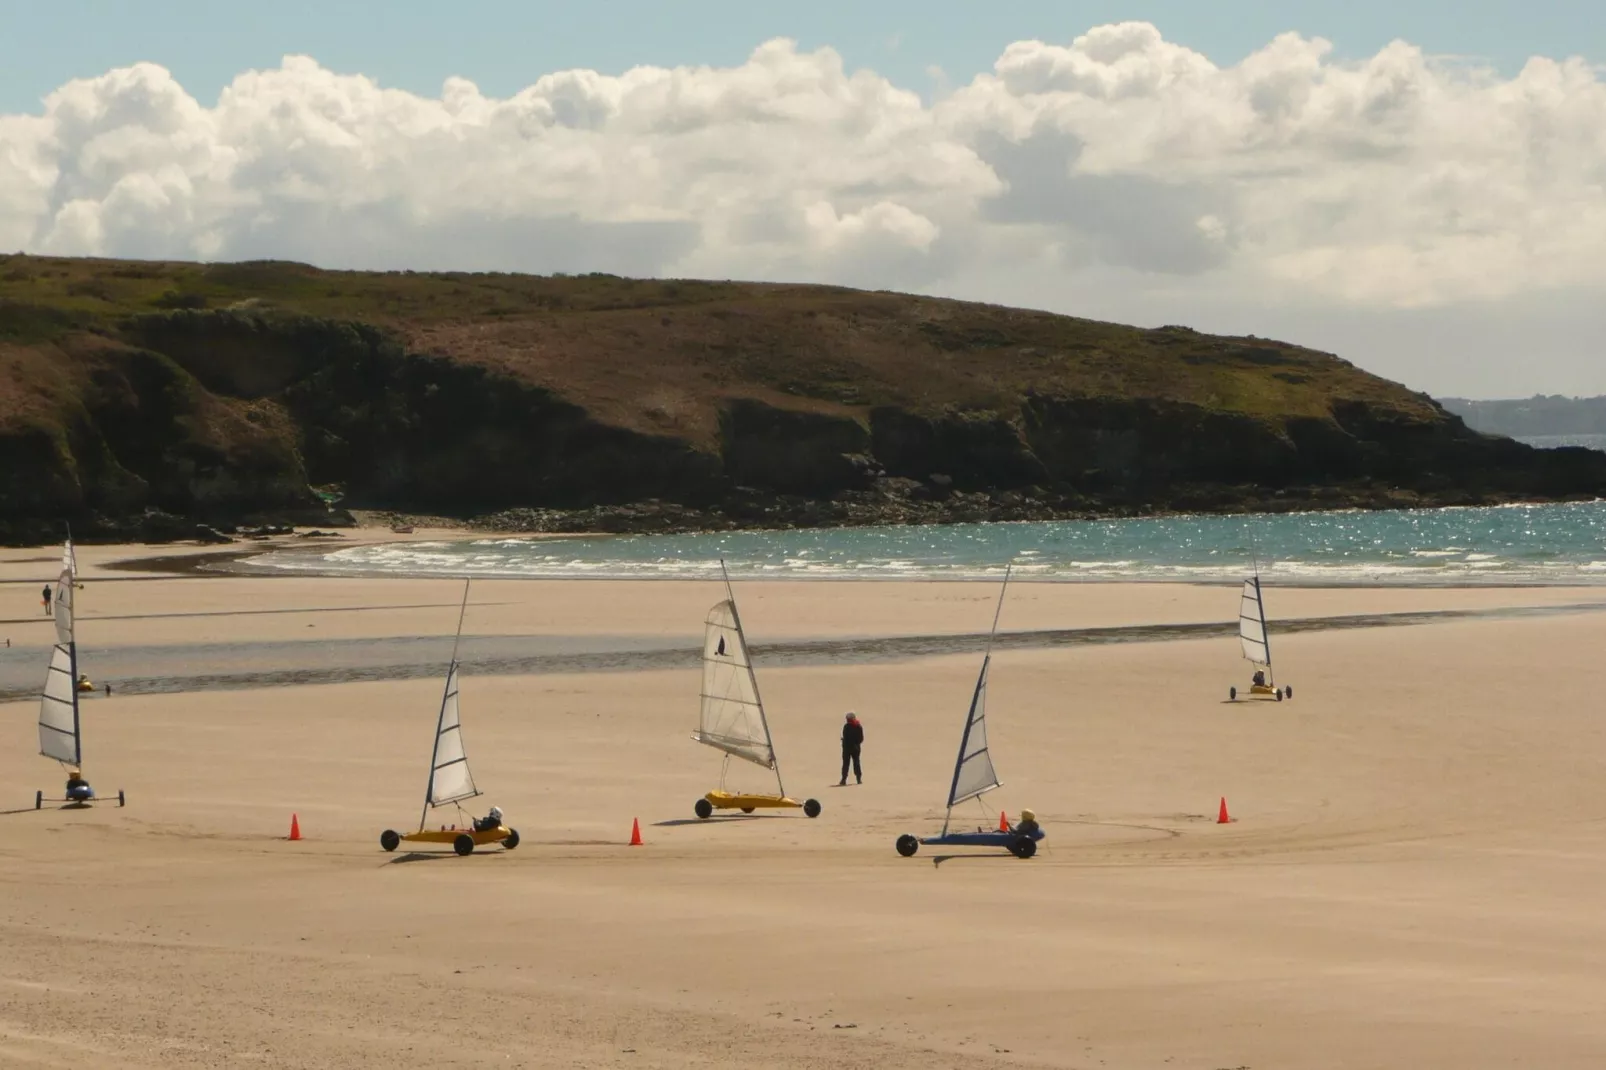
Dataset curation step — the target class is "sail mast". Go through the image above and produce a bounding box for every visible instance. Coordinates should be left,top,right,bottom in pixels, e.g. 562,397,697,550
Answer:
1253,574,1274,686
719,558,784,798
941,563,1012,836
67,535,81,766
68,632,81,767
67,530,80,761
419,578,473,832
1246,518,1272,684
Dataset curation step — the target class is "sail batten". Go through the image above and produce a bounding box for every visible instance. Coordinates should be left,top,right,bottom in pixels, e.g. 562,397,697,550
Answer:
695,599,777,770
1238,576,1271,667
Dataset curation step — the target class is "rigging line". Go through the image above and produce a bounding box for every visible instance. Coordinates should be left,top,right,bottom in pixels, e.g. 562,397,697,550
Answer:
448,577,471,667
983,561,1013,659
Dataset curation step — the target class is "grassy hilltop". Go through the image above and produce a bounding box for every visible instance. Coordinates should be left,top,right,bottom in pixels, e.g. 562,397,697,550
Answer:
2,254,1602,542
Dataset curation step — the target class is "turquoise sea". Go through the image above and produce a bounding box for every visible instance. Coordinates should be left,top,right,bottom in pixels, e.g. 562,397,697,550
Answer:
252,501,1606,586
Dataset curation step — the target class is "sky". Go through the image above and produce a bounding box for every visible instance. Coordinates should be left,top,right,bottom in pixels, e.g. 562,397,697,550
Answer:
2,1,1604,399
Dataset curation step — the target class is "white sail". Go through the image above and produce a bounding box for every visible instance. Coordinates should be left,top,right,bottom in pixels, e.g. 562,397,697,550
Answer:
426,663,478,806
941,565,1011,825
53,542,75,641
947,654,1001,807
695,599,776,769
1238,576,1271,667
40,645,80,764
39,545,80,765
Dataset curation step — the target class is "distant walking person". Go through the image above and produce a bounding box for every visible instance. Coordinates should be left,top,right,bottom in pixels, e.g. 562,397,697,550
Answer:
42,584,51,615
839,712,864,786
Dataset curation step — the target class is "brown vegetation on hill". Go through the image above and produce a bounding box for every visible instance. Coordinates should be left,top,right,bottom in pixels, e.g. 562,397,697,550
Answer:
2,253,1602,543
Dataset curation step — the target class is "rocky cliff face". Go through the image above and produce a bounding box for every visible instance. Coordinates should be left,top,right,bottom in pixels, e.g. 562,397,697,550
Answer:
702,393,1606,506
131,310,722,512
3,256,1604,544
0,333,325,543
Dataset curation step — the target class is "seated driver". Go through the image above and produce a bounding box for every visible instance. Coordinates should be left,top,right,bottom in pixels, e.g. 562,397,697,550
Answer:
1252,670,1266,687
473,806,504,832
1013,807,1040,837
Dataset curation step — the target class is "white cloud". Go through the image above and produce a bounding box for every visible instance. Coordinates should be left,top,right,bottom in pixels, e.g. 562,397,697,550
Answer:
3,23,1605,394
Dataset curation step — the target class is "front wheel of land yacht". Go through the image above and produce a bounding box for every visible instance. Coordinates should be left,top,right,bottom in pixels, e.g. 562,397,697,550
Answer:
895,834,919,857
380,829,400,852
803,798,822,818
1010,838,1038,859
502,829,520,850
741,807,755,813
694,798,713,820
1229,686,1237,701
35,790,42,810
453,833,475,856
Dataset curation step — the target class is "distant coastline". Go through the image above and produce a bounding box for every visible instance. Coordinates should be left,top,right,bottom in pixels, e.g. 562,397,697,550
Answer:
1442,396,1606,444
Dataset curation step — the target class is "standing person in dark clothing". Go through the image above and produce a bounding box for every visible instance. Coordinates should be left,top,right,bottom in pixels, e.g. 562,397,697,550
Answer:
42,585,52,615
839,712,864,786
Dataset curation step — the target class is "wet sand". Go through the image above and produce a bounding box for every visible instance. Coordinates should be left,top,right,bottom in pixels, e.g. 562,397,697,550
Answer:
3,543,1606,1068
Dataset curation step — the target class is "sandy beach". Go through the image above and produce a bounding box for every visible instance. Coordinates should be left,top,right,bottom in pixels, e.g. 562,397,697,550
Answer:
4,539,1606,1068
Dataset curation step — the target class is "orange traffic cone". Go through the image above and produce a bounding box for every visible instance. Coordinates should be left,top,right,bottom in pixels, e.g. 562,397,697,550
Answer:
998,811,1009,832
1217,797,1231,824
629,817,643,846
289,813,302,840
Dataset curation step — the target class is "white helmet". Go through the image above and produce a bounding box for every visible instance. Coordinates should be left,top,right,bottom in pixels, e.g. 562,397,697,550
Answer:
488,806,503,822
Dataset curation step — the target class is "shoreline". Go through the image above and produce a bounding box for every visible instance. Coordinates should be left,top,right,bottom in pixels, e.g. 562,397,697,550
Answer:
110,547,1606,589
11,494,1606,588
17,534,1606,589
14,486,1603,551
